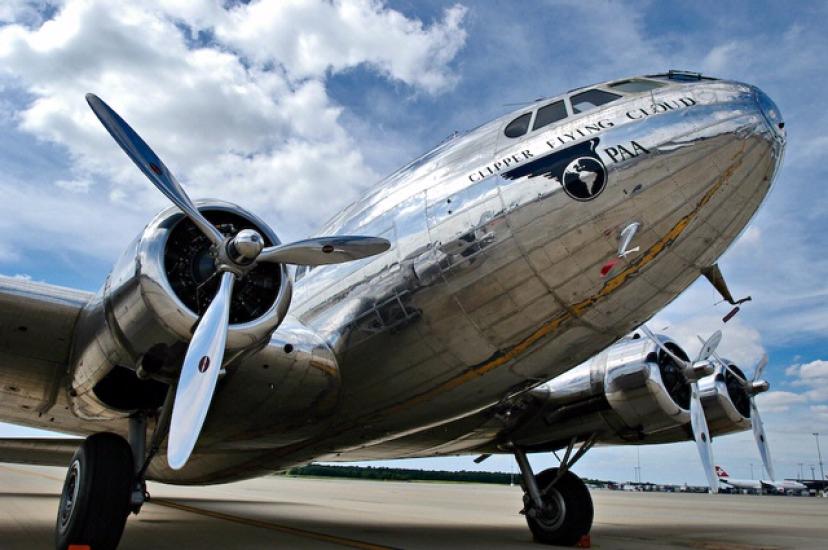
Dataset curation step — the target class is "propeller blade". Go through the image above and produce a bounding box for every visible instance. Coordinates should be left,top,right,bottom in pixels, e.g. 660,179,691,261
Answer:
257,235,390,265
167,271,235,470
752,354,768,382
696,335,748,385
639,325,689,367
85,94,224,246
696,330,722,362
689,381,719,493
751,399,775,481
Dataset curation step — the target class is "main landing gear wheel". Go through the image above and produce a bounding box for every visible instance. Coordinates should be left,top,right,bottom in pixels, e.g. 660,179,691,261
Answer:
56,432,134,550
524,468,593,546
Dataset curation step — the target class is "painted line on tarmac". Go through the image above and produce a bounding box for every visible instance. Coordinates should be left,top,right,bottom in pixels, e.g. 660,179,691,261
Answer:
150,498,398,550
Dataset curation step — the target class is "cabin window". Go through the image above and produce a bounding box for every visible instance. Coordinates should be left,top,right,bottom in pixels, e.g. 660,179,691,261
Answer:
609,79,665,93
504,113,532,138
570,89,621,114
532,100,567,131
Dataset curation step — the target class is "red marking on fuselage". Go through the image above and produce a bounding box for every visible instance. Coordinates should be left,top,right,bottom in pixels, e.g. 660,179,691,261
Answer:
600,257,620,277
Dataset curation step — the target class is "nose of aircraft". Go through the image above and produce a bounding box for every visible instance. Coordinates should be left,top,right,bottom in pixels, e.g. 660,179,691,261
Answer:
753,86,785,141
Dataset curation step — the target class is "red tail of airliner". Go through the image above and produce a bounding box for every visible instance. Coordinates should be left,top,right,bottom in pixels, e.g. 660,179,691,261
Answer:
715,465,729,478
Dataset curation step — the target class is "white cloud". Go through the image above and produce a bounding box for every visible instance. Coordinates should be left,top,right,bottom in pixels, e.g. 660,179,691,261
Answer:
756,390,808,413
0,272,31,280
799,360,828,382
648,313,766,370
0,0,50,26
811,404,828,421
749,358,828,437
0,0,468,257
209,0,468,94
781,359,828,404
54,177,91,192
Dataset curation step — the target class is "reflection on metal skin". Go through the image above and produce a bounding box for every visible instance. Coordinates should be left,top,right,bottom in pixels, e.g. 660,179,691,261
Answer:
147,317,340,483
264,77,783,469
59,75,785,481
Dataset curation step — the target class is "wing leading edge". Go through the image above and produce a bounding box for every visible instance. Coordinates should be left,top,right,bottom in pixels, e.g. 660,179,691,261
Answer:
0,437,80,467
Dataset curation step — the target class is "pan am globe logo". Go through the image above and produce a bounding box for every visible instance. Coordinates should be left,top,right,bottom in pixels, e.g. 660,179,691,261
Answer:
502,138,607,202
562,155,606,201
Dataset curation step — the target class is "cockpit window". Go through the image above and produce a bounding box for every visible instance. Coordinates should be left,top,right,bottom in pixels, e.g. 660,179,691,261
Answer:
609,79,665,93
504,113,532,138
532,100,567,131
570,89,621,114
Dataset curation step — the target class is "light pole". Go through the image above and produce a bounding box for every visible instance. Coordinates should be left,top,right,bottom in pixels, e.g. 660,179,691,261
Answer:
798,462,804,480
636,447,641,484
814,433,825,481
811,465,817,480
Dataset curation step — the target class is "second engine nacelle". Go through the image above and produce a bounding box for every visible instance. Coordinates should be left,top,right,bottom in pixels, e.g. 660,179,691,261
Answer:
699,360,752,436
506,334,694,449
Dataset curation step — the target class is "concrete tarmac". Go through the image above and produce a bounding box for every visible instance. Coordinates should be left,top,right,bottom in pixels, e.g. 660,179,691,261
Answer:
1,463,826,549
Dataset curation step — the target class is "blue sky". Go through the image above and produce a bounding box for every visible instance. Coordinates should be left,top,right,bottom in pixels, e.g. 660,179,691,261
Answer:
1,0,827,485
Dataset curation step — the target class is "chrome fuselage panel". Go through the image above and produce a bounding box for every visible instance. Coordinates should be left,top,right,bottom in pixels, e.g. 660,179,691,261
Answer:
258,78,781,467
0,76,784,482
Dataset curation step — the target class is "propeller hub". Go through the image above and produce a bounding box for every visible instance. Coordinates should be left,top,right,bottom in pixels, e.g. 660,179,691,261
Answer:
683,359,715,382
227,229,265,264
749,379,770,396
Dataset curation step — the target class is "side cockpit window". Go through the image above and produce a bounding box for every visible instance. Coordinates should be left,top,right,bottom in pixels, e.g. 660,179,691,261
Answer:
570,89,621,114
532,100,567,132
504,113,532,138
609,79,665,93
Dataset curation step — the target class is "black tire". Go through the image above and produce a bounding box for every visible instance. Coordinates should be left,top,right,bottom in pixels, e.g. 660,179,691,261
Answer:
55,432,134,550
525,467,593,546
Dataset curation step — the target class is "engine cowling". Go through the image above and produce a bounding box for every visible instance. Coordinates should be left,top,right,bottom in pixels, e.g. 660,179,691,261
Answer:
601,336,692,437
69,200,292,419
699,360,752,436
506,334,693,449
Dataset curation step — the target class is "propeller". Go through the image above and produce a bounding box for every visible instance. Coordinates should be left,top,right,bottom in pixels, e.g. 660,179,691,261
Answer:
86,94,391,469
699,339,774,481
168,271,234,469
639,325,719,493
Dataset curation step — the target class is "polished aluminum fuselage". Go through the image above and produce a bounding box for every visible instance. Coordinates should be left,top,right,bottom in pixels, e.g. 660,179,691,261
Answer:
0,76,784,483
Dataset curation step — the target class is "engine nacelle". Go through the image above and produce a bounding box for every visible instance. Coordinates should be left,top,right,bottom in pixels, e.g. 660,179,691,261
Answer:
699,360,752,436
507,335,693,449
69,200,292,419
602,337,691,437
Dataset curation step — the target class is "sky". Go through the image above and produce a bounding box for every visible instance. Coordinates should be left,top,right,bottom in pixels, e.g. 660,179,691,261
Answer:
1,0,827,486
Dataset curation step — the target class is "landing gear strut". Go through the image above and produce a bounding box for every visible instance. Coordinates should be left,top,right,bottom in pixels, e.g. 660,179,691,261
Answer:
513,436,596,546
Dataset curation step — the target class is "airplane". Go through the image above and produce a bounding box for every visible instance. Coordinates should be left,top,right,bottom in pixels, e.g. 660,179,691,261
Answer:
0,69,786,548
715,466,808,494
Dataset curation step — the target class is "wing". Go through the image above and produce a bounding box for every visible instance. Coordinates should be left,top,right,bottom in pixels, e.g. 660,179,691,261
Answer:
0,437,80,466
0,276,92,429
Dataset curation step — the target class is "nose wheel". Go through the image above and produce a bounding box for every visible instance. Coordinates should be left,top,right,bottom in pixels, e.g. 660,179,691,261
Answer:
55,432,134,550
522,467,593,546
